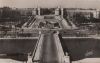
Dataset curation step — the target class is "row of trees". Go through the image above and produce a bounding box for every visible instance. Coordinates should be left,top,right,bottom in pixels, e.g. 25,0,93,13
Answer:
63,11,100,25
40,8,55,15
0,7,21,20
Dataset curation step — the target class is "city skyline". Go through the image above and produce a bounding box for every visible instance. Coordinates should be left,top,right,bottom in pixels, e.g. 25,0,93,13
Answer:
0,0,100,9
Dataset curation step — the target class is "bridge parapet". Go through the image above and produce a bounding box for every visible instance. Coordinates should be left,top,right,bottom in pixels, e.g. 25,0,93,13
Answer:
31,34,44,63
54,33,70,63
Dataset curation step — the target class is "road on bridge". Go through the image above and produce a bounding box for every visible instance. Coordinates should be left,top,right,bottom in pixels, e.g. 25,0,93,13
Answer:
39,31,60,63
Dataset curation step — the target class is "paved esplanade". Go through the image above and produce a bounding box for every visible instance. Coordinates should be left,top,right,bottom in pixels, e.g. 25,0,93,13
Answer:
39,31,60,63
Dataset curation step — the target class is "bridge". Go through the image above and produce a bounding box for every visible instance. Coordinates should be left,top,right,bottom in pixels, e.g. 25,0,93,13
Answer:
24,15,72,63
31,31,69,63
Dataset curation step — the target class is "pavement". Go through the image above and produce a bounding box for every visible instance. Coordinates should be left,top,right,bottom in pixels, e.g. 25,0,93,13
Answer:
72,58,100,63
39,31,60,63
0,54,27,63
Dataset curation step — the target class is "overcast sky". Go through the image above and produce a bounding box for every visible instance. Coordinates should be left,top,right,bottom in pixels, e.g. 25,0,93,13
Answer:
0,0,100,9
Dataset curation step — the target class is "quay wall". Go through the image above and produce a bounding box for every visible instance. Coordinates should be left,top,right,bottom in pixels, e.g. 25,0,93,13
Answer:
0,38,37,54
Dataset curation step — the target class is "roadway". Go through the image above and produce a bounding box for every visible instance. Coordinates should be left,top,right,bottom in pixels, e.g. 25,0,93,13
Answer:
39,31,60,63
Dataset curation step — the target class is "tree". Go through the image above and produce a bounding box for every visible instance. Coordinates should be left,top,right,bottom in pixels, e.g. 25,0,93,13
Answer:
1,7,11,18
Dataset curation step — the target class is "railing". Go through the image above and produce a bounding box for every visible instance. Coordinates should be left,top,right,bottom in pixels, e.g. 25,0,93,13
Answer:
54,33,70,63
32,34,44,63
26,34,42,63
31,34,41,61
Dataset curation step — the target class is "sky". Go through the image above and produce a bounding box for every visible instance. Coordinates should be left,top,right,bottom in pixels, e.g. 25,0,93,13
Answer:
0,0,100,9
